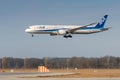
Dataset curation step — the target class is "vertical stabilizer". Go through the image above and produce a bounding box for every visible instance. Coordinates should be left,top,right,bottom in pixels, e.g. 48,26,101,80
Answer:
95,15,108,28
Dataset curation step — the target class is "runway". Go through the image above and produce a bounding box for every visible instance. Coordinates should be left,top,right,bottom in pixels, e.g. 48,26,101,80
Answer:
0,72,120,80
0,72,74,77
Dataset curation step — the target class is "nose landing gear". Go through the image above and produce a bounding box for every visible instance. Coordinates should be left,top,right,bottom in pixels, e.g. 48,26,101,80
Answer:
32,34,34,37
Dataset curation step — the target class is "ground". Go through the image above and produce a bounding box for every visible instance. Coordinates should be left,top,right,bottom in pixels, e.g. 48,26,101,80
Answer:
45,69,120,78
1,69,120,78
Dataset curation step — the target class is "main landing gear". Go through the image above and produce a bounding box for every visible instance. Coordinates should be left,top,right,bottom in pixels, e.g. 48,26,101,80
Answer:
63,34,72,38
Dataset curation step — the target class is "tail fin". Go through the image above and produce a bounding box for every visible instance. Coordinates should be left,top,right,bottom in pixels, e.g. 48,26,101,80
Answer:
95,15,108,28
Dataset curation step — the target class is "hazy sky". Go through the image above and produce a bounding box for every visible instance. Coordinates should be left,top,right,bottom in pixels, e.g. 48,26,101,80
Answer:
0,0,120,58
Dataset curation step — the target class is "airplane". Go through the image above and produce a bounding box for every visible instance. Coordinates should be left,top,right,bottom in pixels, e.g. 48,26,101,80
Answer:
25,15,110,38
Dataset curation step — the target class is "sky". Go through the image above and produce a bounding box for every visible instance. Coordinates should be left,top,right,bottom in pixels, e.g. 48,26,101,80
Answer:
0,0,120,58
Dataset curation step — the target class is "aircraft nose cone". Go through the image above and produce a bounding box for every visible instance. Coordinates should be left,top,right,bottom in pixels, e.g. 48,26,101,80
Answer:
25,29,29,32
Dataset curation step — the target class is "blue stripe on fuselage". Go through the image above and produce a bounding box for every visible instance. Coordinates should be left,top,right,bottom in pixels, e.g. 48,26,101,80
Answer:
36,28,67,32
36,27,101,32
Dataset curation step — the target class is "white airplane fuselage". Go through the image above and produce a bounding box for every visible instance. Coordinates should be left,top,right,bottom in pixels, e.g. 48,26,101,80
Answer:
25,25,103,34
25,15,110,38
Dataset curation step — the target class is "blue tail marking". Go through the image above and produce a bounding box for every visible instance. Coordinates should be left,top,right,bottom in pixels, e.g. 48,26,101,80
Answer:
94,15,108,28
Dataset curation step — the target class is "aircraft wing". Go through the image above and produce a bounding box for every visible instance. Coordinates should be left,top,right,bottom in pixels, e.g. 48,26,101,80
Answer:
67,22,97,33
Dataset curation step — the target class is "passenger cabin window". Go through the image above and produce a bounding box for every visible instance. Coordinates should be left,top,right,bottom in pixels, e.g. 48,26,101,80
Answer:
29,26,46,30
40,26,45,29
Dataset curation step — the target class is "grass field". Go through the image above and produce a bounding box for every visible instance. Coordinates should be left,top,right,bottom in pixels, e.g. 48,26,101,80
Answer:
1,69,120,78
49,69,120,78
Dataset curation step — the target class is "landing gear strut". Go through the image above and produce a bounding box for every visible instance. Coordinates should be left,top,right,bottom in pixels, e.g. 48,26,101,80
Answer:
32,34,34,37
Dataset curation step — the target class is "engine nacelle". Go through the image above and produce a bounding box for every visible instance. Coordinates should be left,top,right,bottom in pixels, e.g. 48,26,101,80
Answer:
50,32,57,36
57,30,66,35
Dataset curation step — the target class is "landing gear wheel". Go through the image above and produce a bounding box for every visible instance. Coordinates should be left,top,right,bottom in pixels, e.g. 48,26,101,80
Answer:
32,34,34,37
64,35,68,38
68,35,72,38
63,34,72,38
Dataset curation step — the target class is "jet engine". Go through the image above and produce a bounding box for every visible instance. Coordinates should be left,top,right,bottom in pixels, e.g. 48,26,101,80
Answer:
57,30,66,35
